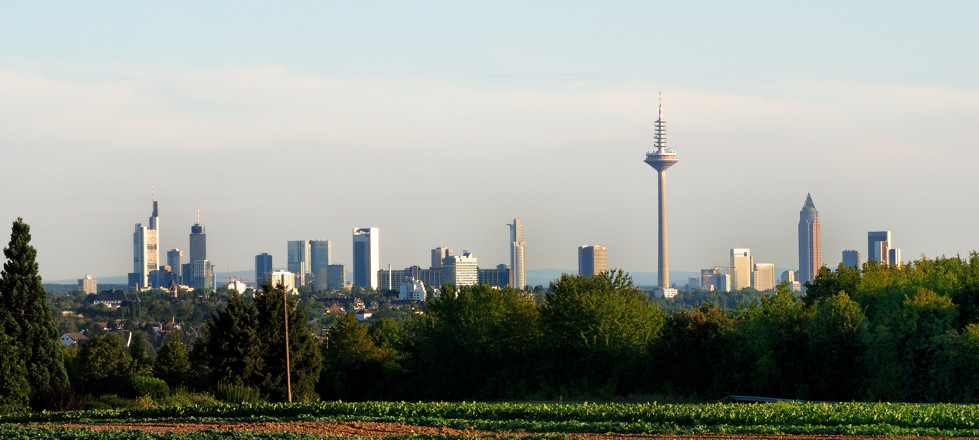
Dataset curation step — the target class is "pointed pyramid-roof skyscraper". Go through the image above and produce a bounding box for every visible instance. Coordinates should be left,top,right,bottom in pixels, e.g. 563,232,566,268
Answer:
798,193,822,285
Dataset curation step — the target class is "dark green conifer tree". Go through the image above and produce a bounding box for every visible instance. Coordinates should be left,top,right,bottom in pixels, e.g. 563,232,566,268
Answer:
0,334,30,412
0,218,68,403
204,293,266,390
253,280,321,402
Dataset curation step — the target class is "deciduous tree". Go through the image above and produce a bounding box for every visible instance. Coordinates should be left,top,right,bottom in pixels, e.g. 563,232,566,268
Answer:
154,332,190,388
539,270,664,396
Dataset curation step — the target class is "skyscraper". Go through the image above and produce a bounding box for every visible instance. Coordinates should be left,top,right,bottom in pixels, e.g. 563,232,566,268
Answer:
752,263,776,292
442,251,479,287
730,248,753,291
798,193,822,284
189,208,206,264
889,248,902,267
255,252,273,285
326,264,346,290
842,250,861,270
352,227,379,289
167,249,183,285
188,208,211,290
287,240,310,285
644,94,678,298
868,231,892,264
781,270,802,292
508,219,526,289
192,259,212,290
712,272,731,292
578,245,608,277
700,267,720,290
131,197,160,290
310,240,332,291
431,247,453,268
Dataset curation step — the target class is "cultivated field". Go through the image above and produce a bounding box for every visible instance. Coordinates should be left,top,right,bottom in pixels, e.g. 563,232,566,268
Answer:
4,401,979,439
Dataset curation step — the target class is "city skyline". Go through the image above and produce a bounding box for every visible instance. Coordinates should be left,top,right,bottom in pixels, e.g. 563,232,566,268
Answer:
2,3,978,282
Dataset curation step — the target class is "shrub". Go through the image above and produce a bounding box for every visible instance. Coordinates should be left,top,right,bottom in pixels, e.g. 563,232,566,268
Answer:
214,382,263,403
130,376,170,401
158,388,220,407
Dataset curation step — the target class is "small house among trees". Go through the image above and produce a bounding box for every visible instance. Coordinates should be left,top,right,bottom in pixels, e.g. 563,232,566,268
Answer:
60,332,87,347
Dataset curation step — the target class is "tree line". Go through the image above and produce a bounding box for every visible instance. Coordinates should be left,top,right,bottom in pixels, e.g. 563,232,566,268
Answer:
5,217,979,411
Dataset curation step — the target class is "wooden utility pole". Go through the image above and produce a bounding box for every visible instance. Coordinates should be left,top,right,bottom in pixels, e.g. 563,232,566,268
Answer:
283,286,292,403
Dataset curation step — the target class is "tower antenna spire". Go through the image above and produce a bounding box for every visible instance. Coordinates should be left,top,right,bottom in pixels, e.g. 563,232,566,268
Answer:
196,205,200,224
658,90,663,120
151,185,156,201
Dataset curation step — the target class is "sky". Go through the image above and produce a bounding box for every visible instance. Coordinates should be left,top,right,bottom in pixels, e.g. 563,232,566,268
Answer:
1,1,978,283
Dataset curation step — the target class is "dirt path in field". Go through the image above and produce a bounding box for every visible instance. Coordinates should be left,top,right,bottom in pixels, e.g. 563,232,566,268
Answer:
30,420,979,439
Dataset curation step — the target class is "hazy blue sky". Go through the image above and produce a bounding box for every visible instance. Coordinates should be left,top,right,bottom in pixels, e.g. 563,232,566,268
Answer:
2,1,978,282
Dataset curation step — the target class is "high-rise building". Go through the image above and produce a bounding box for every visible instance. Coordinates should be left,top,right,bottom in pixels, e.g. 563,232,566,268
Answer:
255,253,273,285
188,209,211,290
578,245,608,277
268,270,297,294
287,240,310,285
798,193,822,284
781,270,802,292
712,272,731,292
842,250,861,270
431,247,453,268
868,231,892,264
700,267,721,291
443,251,479,287
752,263,776,292
189,208,206,265
889,248,902,267
309,239,331,290
377,267,406,292
326,264,346,290
191,259,212,290
352,227,380,289
404,265,442,290
167,249,183,285
781,270,796,283
78,274,98,294
478,264,510,288
730,248,753,290
644,94,679,299
131,197,160,290
508,219,526,289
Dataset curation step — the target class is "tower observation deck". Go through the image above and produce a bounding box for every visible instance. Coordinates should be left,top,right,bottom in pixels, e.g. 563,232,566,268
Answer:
644,93,678,298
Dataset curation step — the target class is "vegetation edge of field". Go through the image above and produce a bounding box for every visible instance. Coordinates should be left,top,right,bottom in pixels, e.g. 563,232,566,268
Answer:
5,401,979,437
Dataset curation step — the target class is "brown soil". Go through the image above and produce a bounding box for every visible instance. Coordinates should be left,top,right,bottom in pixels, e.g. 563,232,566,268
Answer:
28,420,979,440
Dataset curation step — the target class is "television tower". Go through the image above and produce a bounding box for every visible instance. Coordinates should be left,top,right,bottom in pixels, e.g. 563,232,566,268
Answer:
644,93,678,298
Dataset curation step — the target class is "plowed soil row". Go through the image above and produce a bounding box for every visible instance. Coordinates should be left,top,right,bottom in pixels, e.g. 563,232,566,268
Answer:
32,420,979,440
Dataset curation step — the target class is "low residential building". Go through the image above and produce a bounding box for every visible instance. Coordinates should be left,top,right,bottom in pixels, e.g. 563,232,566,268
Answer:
60,332,88,347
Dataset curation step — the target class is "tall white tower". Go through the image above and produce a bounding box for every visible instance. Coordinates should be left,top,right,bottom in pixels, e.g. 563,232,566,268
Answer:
643,93,678,298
